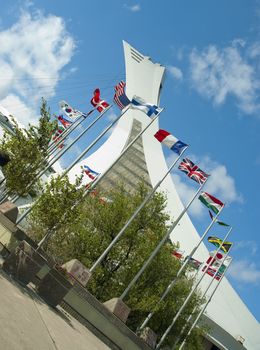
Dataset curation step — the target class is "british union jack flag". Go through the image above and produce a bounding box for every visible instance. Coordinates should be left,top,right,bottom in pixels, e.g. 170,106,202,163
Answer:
178,158,209,184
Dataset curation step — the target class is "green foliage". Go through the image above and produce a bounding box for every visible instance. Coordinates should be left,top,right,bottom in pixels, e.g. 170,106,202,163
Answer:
28,179,207,348
0,99,57,197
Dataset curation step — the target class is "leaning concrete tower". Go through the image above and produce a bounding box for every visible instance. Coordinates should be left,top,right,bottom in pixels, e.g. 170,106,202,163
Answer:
69,41,260,350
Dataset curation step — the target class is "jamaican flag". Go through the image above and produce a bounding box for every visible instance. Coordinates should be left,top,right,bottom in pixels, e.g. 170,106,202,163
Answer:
207,236,232,253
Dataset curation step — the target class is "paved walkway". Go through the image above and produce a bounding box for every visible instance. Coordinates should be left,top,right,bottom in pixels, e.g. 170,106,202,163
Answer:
0,269,110,350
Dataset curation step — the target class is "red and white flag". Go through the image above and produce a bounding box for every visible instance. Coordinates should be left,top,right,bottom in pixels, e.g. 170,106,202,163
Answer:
90,89,109,113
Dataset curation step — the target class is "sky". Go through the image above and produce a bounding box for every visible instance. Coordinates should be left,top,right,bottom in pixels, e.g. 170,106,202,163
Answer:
0,0,259,322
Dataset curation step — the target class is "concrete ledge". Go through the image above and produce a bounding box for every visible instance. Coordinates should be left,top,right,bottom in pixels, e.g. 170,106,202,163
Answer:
63,284,152,350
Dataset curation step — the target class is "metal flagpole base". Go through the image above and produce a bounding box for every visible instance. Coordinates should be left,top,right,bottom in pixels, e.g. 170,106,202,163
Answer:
103,298,131,323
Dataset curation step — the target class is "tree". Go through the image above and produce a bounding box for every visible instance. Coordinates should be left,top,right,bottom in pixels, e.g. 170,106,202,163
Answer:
0,99,57,197
28,178,207,348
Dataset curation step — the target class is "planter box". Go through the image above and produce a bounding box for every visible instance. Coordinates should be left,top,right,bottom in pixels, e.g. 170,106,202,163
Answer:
37,268,73,307
2,240,47,286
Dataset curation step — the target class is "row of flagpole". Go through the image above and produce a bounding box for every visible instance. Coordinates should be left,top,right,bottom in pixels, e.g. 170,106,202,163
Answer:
177,254,233,350
0,107,91,202
137,204,225,331
156,227,233,349
37,105,164,247
0,81,235,348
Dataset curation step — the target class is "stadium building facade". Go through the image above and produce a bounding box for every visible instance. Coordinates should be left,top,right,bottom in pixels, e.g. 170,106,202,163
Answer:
69,41,260,350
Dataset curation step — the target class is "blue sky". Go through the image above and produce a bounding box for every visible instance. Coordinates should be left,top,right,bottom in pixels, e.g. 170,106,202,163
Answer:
0,0,260,321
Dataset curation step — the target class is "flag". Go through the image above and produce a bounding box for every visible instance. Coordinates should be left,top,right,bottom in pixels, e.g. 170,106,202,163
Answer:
83,165,100,180
202,265,224,280
154,129,188,155
52,124,65,149
204,250,229,279
206,251,224,269
91,89,109,113
178,158,209,184
57,115,72,129
59,101,82,120
207,236,232,253
198,192,224,214
208,250,232,266
114,81,130,110
209,210,229,226
188,257,202,270
131,95,161,118
172,249,184,260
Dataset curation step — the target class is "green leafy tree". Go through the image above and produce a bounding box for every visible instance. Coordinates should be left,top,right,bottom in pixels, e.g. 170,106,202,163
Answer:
0,99,57,197
28,178,207,348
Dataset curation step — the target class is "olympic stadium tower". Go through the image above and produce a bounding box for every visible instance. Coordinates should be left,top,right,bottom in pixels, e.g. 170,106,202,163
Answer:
69,41,260,350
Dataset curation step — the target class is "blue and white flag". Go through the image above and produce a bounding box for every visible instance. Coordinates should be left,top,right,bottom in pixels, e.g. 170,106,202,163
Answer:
131,95,161,118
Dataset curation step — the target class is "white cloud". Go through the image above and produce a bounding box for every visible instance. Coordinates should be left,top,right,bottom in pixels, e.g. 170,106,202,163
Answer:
234,241,258,256
169,154,242,218
167,66,183,81
124,4,141,12
189,42,260,114
228,259,260,284
199,155,243,204
0,94,38,126
0,10,75,127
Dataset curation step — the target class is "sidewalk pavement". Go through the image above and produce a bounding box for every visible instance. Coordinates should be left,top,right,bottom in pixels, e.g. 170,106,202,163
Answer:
0,269,110,350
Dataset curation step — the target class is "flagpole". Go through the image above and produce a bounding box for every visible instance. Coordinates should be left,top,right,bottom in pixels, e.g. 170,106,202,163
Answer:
120,180,208,301
47,114,85,154
138,205,225,331
0,112,94,204
9,106,111,205
36,107,164,248
47,110,94,154
16,104,127,224
155,226,233,349
89,146,188,274
173,250,233,349
178,256,233,350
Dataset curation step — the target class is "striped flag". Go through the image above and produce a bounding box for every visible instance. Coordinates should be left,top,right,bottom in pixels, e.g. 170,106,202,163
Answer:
114,81,130,110
188,257,202,270
57,115,72,129
172,249,184,260
178,158,209,184
199,192,224,214
203,265,225,280
52,125,65,149
83,165,100,180
154,129,188,155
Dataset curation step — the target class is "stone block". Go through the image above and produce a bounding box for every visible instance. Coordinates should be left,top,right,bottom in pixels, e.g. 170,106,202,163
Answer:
37,268,73,307
0,201,18,223
103,297,130,323
62,259,91,287
2,240,47,286
139,327,157,348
